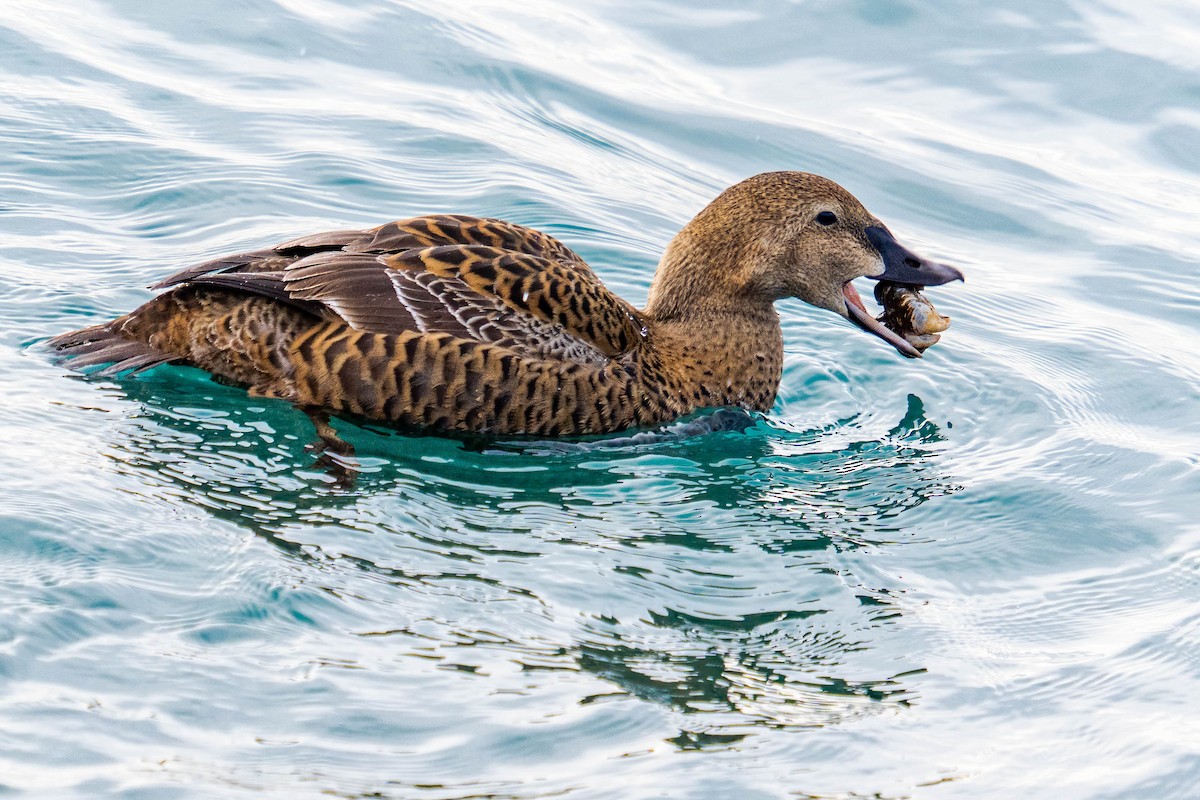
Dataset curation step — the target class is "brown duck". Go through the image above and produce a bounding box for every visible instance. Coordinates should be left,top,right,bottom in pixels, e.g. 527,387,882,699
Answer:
51,172,962,437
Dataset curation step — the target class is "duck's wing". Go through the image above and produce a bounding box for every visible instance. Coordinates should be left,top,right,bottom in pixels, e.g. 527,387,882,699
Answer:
157,215,645,364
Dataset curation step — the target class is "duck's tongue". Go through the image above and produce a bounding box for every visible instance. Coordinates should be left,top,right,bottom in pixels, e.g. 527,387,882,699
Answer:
843,282,922,358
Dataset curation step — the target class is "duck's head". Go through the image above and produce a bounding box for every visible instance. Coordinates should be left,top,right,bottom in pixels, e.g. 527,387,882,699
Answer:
646,171,963,357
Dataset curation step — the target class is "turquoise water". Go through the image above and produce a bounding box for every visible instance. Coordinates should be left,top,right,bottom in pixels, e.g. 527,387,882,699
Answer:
3,0,1199,797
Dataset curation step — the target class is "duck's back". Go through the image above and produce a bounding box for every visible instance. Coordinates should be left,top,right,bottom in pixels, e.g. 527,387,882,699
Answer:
51,216,674,436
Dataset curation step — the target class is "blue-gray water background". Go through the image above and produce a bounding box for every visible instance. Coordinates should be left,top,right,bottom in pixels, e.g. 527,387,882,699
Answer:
2,1,1199,797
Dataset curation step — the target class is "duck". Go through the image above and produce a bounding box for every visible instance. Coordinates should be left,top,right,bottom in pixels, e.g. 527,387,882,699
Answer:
50,171,963,438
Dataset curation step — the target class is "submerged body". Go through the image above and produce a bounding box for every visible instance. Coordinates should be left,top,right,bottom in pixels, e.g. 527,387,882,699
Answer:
51,172,962,436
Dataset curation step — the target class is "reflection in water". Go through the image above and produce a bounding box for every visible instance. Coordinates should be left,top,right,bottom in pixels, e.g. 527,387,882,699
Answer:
81,366,955,746
577,604,922,745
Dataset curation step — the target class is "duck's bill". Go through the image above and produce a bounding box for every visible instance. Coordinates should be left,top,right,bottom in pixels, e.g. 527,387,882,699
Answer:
845,226,963,357
864,226,964,287
844,281,922,358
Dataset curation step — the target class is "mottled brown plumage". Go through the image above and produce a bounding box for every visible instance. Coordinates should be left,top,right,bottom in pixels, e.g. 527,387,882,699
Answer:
50,172,962,436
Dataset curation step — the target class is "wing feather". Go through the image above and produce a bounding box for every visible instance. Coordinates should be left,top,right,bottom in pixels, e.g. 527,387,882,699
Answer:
389,245,643,357
152,215,641,365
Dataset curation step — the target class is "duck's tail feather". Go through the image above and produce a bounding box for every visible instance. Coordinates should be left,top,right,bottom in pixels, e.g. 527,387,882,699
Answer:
48,320,178,377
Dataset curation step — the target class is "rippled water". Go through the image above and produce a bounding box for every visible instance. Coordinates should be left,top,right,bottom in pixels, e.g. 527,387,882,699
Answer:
3,1,1199,797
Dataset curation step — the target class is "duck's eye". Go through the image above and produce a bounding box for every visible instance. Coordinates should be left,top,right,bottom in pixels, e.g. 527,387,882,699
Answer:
815,211,838,226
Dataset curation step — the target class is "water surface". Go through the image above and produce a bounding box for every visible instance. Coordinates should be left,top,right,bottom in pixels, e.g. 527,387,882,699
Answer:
2,1,1199,798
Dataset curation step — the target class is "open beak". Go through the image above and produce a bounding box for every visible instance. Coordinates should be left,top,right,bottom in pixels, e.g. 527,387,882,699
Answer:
844,281,922,357
844,226,964,358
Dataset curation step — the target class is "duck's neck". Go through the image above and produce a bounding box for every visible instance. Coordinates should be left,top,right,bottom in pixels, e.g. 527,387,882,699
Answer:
643,218,769,323
637,209,787,412
640,303,784,414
